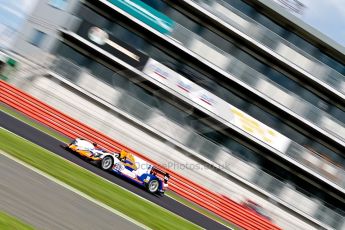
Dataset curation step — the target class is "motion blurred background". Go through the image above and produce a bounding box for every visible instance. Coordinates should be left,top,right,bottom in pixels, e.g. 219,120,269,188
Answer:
1,0,345,229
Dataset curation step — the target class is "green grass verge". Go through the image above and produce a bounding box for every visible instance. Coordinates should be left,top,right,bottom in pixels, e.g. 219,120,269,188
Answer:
0,128,200,230
0,103,69,143
0,103,238,229
166,191,239,229
0,212,35,230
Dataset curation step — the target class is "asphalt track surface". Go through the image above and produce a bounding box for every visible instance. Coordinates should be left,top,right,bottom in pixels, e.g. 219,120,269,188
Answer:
0,154,140,230
0,110,229,229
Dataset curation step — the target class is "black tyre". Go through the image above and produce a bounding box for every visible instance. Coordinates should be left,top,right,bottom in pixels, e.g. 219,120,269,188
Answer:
101,156,113,171
147,179,160,193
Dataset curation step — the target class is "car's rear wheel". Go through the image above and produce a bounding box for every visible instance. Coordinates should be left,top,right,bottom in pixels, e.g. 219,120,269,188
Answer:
101,156,113,171
147,179,159,193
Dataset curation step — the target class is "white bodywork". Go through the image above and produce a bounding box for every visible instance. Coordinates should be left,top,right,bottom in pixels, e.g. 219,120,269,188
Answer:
73,138,111,157
112,156,153,179
74,138,95,151
73,139,153,180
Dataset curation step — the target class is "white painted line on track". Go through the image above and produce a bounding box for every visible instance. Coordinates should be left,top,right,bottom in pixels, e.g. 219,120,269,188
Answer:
1,104,221,228
0,126,203,229
165,193,234,230
0,150,150,230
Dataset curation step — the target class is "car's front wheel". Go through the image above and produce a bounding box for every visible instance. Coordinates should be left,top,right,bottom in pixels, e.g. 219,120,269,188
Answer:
101,156,113,171
147,179,159,193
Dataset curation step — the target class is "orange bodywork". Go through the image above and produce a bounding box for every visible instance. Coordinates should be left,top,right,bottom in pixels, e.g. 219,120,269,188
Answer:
119,150,138,171
68,144,101,161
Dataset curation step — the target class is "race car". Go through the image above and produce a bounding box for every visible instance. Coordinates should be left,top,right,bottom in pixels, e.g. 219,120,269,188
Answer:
65,138,110,161
100,150,170,195
65,138,170,195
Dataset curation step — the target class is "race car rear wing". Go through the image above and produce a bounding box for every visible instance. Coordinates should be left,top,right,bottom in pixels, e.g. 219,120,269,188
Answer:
152,167,170,183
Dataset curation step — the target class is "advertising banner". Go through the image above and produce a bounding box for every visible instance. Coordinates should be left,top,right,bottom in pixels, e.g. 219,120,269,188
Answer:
228,106,291,152
143,58,291,153
142,58,222,114
75,20,149,68
108,0,175,34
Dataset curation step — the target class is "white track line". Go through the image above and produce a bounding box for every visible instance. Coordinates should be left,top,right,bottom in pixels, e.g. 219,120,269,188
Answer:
0,126,203,229
1,105,227,228
0,150,150,230
165,193,234,230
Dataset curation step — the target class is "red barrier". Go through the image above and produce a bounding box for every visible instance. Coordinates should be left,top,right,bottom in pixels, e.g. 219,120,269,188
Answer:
0,80,281,230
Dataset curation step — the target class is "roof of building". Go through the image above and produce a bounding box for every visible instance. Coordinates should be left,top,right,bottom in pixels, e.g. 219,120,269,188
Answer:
247,0,345,64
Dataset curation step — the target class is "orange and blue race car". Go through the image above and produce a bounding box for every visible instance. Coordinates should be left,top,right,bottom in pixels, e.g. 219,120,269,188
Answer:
66,138,107,160
65,138,170,195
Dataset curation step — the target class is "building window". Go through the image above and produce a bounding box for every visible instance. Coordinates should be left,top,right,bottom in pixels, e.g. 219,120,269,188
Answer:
49,0,67,10
30,30,45,47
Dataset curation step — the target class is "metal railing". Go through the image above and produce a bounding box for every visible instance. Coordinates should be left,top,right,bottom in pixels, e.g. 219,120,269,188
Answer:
52,56,345,189
2,68,292,229
167,17,345,148
47,57,345,229
191,0,345,94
